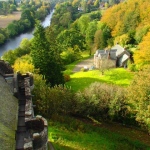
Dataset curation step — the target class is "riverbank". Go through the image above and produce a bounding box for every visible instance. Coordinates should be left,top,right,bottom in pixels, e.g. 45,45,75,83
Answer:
0,9,54,57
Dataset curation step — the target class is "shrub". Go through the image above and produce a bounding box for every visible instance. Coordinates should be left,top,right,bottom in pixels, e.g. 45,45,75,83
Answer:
127,67,150,132
72,82,128,122
32,74,74,118
63,74,70,82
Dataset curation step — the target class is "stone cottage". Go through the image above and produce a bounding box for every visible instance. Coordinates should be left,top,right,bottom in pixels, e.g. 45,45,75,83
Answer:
0,60,48,150
94,44,130,69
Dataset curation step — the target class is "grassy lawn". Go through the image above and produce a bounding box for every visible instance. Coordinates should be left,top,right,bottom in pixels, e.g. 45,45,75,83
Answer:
48,116,150,150
65,68,134,92
0,11,21,28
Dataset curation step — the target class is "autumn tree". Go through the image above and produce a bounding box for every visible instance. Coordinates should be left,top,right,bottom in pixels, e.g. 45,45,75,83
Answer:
134,31,150,69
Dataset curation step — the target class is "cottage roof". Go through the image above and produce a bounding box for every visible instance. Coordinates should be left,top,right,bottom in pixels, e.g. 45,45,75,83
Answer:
121,53,129,63
111,44,125,56
0,75,18,150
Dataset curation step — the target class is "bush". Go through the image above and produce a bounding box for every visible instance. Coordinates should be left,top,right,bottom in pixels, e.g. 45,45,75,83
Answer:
127,67,150,132
63,74,70,82
32,74,74,118
72,82,129,122
80,67,89,72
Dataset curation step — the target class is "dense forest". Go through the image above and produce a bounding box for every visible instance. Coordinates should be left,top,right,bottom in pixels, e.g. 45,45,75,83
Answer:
1,0,150,144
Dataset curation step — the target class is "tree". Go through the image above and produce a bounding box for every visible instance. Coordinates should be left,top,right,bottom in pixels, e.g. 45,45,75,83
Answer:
0,33,5,44
21,9,35,27
86,20,97,55
94,23,111,49
77,15,91,35
94,0,99,8
31,23,64,86
134,31,150,69
6,21,18,37
127,67,150,132
19,38,31,54
57,29,86,52
114,34,130,47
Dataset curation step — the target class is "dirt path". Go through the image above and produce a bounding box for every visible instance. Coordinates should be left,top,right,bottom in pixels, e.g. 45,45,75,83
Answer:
73,57,94,72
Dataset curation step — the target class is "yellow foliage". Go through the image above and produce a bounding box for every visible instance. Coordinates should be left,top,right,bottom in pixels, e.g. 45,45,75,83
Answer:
13,58,34,74
101,0,150,39
134,31,150,67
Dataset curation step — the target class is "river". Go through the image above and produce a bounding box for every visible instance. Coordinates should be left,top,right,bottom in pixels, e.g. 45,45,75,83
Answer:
0,9,54,57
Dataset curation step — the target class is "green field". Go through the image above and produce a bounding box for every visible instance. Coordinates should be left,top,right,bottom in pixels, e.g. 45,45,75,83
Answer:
65,68,134,92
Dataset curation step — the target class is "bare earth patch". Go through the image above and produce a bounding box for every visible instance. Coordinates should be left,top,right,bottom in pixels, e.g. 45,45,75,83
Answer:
0,11,21,28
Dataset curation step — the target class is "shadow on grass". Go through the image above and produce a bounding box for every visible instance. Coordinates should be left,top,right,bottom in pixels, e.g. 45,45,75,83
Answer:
66,76,129,92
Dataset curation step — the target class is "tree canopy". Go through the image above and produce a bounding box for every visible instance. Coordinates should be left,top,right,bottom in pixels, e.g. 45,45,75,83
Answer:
31,23,64,86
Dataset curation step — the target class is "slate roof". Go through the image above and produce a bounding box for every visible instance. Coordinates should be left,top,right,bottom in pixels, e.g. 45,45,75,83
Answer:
0,75,18,150
95,49,117,60
111,44,124,56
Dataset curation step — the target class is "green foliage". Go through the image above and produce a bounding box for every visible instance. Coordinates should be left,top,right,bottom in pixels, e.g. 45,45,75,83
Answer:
57,29,86,52
60,47,82,65
0,1,16,15
86,20,97,45
31,23,64,86
134,25,150,43
114,34,131,47
94,23,111,49
2,40,31,65
32,74,74,118
127,67,150,132
0,33,5,44
89,11,101,20
77,15,91,35
72,82,129,122
6,21,18,37
48,116,150,150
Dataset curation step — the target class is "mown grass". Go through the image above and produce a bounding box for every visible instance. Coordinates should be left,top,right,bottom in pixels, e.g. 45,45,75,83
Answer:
65,68,134,92
48,116,150,150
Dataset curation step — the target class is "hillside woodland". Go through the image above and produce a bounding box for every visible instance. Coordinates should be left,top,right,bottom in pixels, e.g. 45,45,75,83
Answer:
1,0,150,140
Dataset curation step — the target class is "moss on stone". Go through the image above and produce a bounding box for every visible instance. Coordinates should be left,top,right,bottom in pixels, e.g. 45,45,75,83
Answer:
0,76,18,150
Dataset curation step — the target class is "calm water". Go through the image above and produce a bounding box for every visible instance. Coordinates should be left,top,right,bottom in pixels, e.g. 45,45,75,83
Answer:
0,9,54,57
